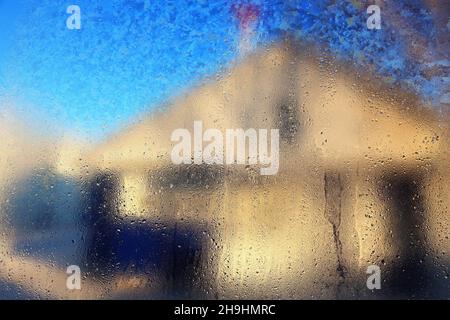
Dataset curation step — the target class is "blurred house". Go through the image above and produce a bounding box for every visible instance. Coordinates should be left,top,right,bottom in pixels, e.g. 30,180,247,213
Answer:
85,41,449,299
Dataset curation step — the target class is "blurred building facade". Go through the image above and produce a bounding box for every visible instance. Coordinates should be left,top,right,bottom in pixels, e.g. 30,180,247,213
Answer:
84,41,449,299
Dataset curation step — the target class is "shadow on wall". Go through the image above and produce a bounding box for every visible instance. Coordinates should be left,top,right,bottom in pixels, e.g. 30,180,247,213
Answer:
379,172,449,299
85,172,207,299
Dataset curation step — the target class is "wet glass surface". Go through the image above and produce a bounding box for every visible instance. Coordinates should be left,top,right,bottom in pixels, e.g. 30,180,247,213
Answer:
0,0,448,299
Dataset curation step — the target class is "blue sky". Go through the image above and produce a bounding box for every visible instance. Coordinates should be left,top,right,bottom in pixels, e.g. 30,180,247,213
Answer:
0,0,446,141
0,0,240,139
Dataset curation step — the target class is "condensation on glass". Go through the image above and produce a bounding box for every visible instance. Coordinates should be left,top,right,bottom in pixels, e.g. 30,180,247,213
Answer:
0,1,448,299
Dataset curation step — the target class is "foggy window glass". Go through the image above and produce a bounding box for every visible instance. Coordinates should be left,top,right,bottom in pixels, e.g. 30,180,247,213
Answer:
0,0,448,300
